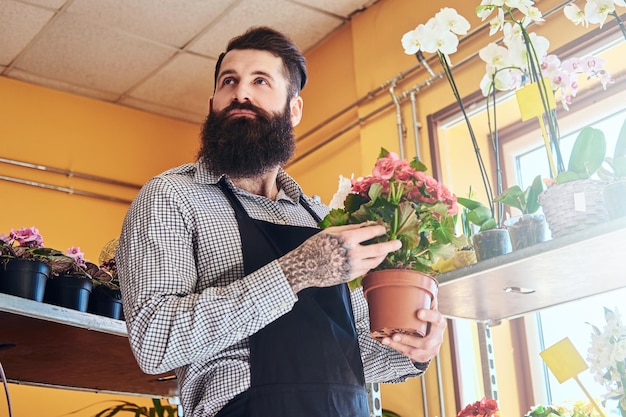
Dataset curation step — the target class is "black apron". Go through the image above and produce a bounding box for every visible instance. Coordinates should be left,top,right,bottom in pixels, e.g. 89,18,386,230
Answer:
215,178,369,417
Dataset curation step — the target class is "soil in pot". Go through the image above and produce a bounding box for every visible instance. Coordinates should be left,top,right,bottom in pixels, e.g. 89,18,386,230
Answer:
504,213,549,250
471,228,512,261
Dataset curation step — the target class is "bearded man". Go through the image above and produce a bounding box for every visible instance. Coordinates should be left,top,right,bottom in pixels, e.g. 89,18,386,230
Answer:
117,26,446,417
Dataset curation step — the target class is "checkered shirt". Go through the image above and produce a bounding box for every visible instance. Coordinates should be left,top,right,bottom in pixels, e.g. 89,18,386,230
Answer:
116,161,423,417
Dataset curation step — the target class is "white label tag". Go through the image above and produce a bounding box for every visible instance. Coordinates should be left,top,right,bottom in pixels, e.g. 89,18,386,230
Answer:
574,192,586,212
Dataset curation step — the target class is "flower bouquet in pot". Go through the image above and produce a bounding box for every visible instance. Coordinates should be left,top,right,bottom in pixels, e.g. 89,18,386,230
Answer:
319,149,464,340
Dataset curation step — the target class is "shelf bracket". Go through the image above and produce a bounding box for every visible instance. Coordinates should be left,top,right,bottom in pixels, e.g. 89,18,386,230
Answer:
477,321,498,400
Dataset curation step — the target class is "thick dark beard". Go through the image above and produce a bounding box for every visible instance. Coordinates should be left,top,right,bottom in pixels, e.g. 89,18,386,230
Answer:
198,101,295,178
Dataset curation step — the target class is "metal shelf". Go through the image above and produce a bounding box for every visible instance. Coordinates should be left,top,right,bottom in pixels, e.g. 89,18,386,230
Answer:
437,216,626,325
0,293,178,397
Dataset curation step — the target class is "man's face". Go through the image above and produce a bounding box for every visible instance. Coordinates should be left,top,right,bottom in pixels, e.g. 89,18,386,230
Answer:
212,49,302,126
199,49,303,178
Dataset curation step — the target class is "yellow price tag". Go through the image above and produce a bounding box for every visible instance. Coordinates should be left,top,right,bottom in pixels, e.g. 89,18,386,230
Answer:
540,337,588,383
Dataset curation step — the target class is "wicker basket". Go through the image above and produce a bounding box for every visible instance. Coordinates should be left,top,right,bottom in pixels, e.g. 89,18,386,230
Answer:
538,179,608,238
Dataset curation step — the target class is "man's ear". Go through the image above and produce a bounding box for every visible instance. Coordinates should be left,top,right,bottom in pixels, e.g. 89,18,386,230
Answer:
290,95,303,127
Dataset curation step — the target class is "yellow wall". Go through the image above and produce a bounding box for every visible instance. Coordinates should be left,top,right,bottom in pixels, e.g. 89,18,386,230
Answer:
0,77,199,417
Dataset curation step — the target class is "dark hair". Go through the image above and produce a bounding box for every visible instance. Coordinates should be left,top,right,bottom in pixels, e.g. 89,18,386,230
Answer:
213,26,307,98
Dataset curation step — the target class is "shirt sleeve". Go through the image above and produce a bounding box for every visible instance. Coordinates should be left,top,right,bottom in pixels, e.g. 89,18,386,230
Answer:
351,287,426,383
117,178,297,375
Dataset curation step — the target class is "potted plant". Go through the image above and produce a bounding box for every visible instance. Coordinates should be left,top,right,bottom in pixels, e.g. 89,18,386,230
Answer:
538,126,610,237
320,148,464,340
88,238,124,320
0,226,52,301
456,195,512,262
495,174,549,250
41,245,96,312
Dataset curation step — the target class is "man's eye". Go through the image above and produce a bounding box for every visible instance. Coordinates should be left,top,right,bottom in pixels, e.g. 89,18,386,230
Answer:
254,78,268,85
223,78,236,85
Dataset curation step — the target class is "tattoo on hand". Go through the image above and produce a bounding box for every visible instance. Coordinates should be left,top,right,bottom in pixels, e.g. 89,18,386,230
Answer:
279,233,351,293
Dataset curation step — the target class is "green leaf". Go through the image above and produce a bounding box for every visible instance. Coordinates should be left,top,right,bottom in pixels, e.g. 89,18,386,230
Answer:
410,157,428,172
318,209,350,228
467,206,493,226
525,174,544,214
479,218,497,231
556,170,580,184
567,127,606,178
394,202,420,237
457,197,485,211
344,193,368,213
494,185,525,212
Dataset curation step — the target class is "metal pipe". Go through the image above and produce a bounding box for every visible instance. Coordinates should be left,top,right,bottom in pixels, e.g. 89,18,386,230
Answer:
389,78,405,159
421,372,429,417
409,90,421,160
296,61,423,144
436,355,446,417
0,156,143,189
0,174,133,205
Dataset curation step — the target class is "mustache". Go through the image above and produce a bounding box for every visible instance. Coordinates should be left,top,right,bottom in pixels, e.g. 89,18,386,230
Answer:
220,101,271,120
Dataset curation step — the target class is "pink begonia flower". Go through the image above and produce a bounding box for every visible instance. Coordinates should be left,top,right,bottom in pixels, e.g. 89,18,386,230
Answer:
373,152,400,179
66,246,86,267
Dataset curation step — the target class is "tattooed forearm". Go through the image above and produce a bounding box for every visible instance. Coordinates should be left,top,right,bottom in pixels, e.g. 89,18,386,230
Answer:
278,232,352,293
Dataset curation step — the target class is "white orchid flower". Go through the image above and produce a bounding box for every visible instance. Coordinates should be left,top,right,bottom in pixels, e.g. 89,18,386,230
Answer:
502,22,522,47
435,7,471,35
525,6,545,23
488,8,506,35
564,3,588,25
479,42,510,69
584,0,616,26
401,25,426,55
615,0,626,7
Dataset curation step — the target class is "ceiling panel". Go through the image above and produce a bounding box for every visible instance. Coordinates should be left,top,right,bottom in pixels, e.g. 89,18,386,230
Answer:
188,0,344,58
125,52,216,118
0,0,55,65
65,0,239,48
1,0,379,124
11,11,177,94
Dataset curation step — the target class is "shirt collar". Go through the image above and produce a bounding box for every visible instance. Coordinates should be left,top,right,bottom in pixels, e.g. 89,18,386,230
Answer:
193,159,303,204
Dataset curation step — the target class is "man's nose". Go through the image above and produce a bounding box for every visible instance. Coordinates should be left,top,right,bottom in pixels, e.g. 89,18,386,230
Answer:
232,84,250,102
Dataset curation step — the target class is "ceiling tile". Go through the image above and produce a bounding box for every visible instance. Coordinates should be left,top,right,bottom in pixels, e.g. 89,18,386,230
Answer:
290,0,374,19
0,0,55,65
127,52,215,116
6,67,121,102
12,11,177,93
66,0,239,48
188,0,344,57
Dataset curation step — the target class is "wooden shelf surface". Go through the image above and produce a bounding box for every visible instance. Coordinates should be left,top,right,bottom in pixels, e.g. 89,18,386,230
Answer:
437,217,626,324
0,294,178,397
